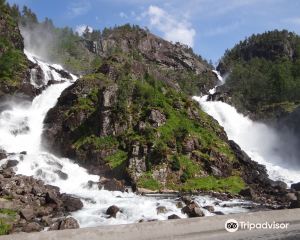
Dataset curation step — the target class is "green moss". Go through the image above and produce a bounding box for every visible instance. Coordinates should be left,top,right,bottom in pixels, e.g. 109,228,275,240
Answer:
180,176,245,194
105,150,127,169
137,172,162,190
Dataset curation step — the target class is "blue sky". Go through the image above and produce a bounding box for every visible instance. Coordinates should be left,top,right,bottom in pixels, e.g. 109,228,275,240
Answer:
6,0,300,63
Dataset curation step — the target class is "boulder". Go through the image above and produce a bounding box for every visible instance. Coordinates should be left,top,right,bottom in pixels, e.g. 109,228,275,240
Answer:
291,182,300,191
61,194,83,212
20,208,34,221
203,205,215,212
23,222,42,233
239,188,257,200
168,214,181,220
5,160,19,168
99,178,125,192
59,217,80,230
106,205,120,218
156,206,167,214
181,202,204,218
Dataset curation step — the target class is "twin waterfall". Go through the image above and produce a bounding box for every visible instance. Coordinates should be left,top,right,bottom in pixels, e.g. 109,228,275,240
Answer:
1,51,296,228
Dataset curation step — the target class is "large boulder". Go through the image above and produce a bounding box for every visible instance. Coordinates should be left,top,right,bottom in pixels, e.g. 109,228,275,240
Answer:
106,205,120,218
181,202,204,218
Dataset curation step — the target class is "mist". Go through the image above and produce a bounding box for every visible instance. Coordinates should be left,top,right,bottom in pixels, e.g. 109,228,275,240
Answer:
20,24,57,62
194,95,300,184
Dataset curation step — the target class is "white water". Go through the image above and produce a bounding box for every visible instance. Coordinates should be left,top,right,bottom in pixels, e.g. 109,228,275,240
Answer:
194,72,300,186
0,52,250,227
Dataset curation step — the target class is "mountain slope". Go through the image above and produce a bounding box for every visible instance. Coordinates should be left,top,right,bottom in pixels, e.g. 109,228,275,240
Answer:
216,30,300,120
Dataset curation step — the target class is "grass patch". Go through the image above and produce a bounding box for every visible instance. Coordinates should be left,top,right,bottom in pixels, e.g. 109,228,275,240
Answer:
137,172,162,191
105,150,127,168
180,176,245,194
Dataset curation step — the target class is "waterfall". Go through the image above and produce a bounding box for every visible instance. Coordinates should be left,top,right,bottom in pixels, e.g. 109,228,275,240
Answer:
0,52,250,228
194,72,300,186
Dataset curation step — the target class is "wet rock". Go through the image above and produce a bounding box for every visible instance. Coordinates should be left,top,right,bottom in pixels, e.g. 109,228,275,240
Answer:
203,205,215,212
182,202,204,218
291,182,300,191
181,196,193,205
156,206,167,214
213,211,225,215
148,109,166,127
61,194,83,212
168,214,181,220
270,180,287,190
23,222,42,233
176,202,184,208
106,205,120,218
58,217,79,230
286,192,297,201
0,149,7,160
239,188,257,200
5,160,19,168
54,170,68,180
99,178,125,192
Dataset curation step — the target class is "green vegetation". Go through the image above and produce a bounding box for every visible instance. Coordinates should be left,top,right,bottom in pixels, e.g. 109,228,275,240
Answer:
137,172,162,190
105,150,127,169
74,135,118,150
219,30,300,117
180,176,245,194
0,0,28,89
0,208,17,235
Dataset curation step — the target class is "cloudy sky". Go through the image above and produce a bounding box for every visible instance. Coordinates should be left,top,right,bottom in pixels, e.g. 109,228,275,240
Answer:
7,0,300,63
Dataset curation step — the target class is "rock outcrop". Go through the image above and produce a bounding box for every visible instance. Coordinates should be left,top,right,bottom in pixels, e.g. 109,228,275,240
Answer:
0,164,82,234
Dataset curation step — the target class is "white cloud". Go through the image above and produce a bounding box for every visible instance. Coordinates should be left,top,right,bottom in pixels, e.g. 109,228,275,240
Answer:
68,1,91,17
75,25,93,36
119,12,128,19
145,5,196,47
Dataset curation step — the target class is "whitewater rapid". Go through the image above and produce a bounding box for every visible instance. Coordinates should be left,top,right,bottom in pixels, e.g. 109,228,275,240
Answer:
194,73,300,186
0,52,250,228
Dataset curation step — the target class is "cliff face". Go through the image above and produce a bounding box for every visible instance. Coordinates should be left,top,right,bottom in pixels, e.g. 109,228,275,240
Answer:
81,26,218,96
0,2,35,100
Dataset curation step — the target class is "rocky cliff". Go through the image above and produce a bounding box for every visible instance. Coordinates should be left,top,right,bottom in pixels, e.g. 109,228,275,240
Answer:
0,2,35,100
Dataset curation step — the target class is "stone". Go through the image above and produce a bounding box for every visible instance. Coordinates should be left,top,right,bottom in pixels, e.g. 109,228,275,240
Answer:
176,202,184,208
203,205,215,212
291,182,300,191
181,202,204,218
181,196,193,205
54,170,68,180
213,211,225,215
59,217,80,230
5,160,19,168
61,194,83,212
148,109,166,127
106,205,120,218
239,188,257,199
99,178,125,192
20,208,34,221
23,222,42,233
156,206,167,214
168,214,181,219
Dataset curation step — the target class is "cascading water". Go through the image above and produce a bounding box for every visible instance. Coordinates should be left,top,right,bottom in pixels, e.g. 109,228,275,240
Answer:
0,52,250,228
194,72,300,186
